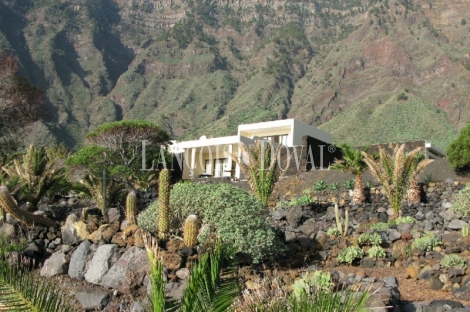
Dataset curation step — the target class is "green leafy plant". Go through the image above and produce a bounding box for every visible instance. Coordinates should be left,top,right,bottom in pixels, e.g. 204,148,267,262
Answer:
365,181,373,189
338,246,364,264
388,216,417,226
424,174,433,184
358,233,382,246
327,227,340,236
2,144,67,208
331,144,369,204
276,195,315,207
329,182,339,190
343,179,355,190
78,174,125,222
291,270,331,299
0,261,78,312
313,180,327,192
462,225,469,237
144,234,239,312
367,245,386,259
228,140,287,206
138,200,159,233
0,233,76,312
362,144,433,218
170,182,281,262
411,233,441,251
441,254,467,269
369,222,389,231
452,183,470,217
447,120,470,172
335,203,349,237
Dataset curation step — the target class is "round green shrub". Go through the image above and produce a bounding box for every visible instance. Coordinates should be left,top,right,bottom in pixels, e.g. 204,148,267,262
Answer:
137,200,159,233
452,183,470,217
447,121,470,172
170,182,280,263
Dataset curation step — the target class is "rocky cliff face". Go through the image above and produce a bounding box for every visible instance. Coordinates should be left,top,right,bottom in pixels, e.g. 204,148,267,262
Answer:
0,0,469,149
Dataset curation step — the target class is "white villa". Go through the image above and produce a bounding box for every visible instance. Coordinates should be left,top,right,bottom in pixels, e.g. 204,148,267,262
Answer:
169,119,332,180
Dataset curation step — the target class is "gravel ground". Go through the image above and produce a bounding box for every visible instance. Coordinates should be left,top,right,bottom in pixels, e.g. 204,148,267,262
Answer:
325,266,470,306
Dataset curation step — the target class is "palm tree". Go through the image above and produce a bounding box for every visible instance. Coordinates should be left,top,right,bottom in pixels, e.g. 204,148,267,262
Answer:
362,144,433,218
2,144,67,209
407,153,427,204
331,144,369,204
227,140,286,207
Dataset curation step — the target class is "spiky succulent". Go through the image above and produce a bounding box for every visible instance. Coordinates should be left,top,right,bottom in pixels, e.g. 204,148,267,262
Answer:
183,215,199,247
126,191,137,225
158,169,170,239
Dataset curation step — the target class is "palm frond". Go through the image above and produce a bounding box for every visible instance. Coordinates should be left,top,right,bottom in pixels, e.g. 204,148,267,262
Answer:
0,261,77,312
362,144,433,215
227,140,286,206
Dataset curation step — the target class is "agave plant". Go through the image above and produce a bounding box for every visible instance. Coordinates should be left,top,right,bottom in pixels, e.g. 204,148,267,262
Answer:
2,144,67,209
362,144,433,218
227,140,287,206
144,234,239,312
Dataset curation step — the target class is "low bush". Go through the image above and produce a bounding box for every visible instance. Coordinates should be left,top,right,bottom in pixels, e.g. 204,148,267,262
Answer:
367,245,386,259
452,183,470,217
411,233,441,251
358,233,382,246
338,246,364,264
369,222,389,231
441,254,467,269
327,227,340,236
137,201,159,233
291,270,331,299
169,182,281,262
388,216,416,226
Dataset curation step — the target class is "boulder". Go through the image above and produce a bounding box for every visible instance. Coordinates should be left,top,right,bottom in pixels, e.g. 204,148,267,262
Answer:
75,291,110,311
100,246,149,294
84,244,117,284
88,224,111,243
448,219,469,230
272,209,287,220
61,217,88,245
40,251,68,277
68,240,91,280
0,223,15,238
286,207,303,225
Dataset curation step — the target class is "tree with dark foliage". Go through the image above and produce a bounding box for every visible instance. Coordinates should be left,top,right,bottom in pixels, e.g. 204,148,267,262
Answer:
0,50,47,156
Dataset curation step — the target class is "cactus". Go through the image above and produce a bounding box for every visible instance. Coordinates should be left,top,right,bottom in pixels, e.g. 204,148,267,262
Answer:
126,191,137,225
183,215,199,247
335,203,349,237
0,186,57,228
158,169,170,239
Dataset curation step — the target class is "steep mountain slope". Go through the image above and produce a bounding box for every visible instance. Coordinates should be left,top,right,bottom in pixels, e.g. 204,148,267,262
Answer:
0,0,469,149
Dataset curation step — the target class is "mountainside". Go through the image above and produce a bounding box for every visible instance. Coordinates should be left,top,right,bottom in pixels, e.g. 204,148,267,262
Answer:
1,0,469,149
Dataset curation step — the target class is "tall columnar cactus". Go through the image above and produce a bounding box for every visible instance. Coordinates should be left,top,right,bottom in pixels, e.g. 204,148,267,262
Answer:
126,191,137,225
335,203,349,237
158,169,170,239
183,215,199,247
0,186,57,228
